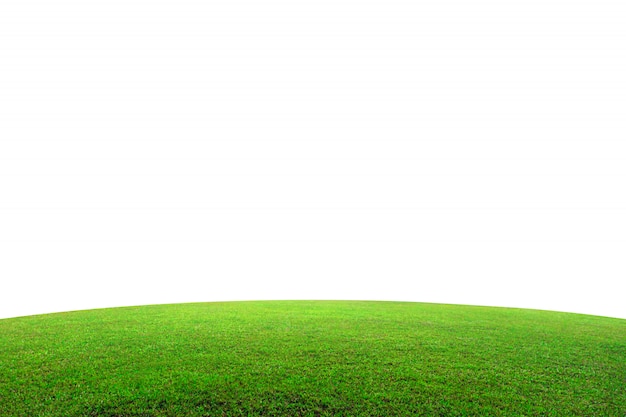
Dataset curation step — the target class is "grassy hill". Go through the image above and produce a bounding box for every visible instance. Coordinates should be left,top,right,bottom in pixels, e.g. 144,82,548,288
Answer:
1,300,624,416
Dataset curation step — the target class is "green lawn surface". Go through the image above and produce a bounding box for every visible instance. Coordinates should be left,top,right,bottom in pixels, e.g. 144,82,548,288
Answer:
1,300,624,416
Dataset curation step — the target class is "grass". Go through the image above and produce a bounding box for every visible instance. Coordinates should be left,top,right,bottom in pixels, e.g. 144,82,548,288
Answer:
1,300,624,416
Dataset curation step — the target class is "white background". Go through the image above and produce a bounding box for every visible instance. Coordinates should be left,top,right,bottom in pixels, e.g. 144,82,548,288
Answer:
1,0,625,320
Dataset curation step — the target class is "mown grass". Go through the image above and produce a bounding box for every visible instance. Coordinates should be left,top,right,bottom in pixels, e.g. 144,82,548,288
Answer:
1,300,624,416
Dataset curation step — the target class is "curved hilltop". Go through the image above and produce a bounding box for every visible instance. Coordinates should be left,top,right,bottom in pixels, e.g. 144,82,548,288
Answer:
1,300,624,416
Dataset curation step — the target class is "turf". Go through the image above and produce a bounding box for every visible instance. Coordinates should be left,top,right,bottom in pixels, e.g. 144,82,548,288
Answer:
1,300,624,416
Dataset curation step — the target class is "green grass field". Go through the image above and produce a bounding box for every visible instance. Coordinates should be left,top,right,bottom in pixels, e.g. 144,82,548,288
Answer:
1,301,624,416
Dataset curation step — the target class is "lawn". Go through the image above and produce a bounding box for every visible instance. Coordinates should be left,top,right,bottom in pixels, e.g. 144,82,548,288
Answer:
1,300,624,416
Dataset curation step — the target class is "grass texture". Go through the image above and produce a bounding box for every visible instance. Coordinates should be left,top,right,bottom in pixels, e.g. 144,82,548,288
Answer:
1,300,624,416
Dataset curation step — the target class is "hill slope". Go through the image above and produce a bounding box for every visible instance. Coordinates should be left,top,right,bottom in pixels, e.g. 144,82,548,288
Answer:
1,300,624,416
